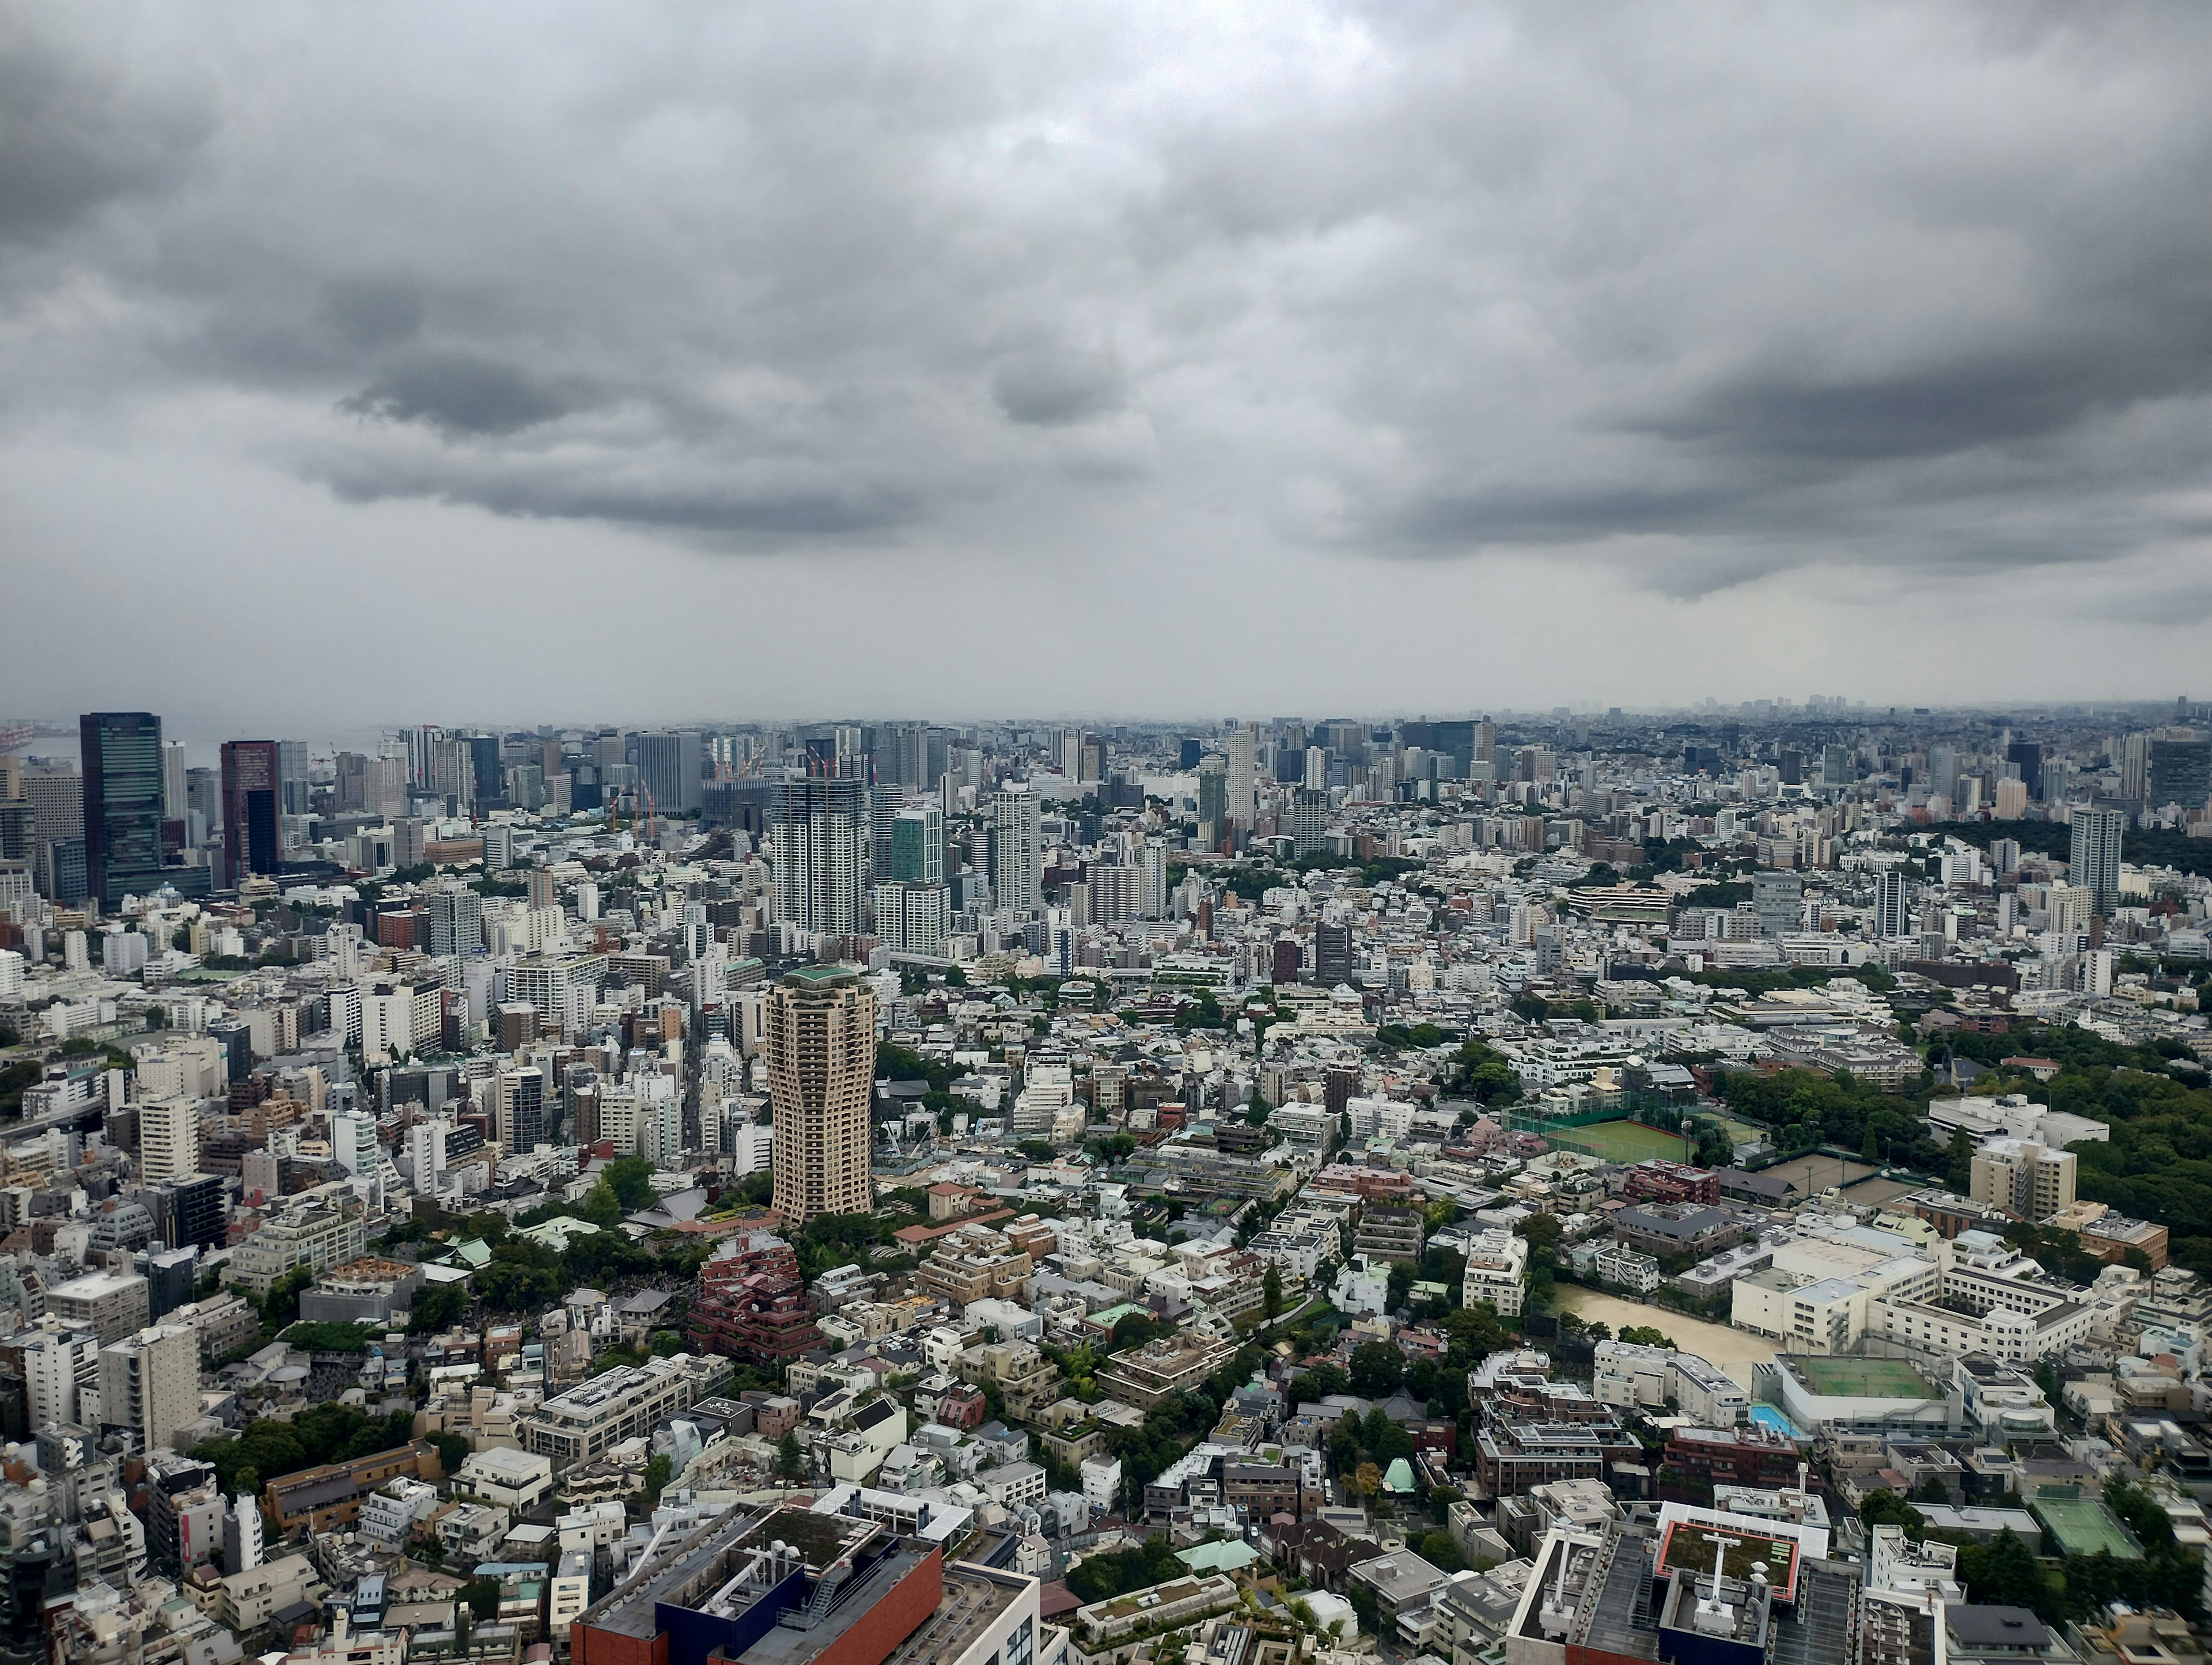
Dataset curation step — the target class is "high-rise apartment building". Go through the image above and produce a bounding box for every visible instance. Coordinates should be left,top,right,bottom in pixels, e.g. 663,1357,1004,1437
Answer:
426,882,483,957
872,882,950,957
81,712,166,906
769,775,867,936
1290,788,1329,856
868,785,905,883
1872,868,1911,939
1226,724,1257,828
991,783,1042,914
219,740,283,888
495,1068,545,1154
2068,806,2125,917
766,968,877,1226
139,1097,202,1184
98,1323,199,1456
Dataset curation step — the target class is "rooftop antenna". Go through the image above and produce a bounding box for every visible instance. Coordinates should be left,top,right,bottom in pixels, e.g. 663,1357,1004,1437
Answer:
1692,1535,1737,1638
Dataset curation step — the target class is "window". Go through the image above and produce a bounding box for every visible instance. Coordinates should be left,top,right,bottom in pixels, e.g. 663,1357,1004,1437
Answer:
1006,1618,1033,1665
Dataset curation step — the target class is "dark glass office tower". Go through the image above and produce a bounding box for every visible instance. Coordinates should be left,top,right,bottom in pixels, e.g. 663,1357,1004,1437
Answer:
219,739,282,887
79,712,165,907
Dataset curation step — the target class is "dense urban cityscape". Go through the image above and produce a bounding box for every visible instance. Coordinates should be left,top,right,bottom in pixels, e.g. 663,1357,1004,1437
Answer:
0,705,2209,1665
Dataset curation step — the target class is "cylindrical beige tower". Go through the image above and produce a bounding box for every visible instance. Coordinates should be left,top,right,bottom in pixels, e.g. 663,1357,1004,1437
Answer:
766,966,878,1226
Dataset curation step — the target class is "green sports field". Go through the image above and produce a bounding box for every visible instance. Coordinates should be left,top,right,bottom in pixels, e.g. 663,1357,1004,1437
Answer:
1791,1355,1932,1400
1546,1119,1698,1163
2031,1495,2142,1560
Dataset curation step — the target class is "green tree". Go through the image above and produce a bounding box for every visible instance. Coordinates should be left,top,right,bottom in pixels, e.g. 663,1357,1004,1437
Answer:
602,1155,658,1213
777,1431,806,1480
1857,1490,1926,1534
1349,1340,1404,1397
260,1265,316,1332
1262,1265,1284,1323
407,1281,466,1335
642,1453,672,1505
1418,1531,1464,1572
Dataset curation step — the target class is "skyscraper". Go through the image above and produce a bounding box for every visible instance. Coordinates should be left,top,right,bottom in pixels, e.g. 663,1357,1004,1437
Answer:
21,761,82,896
80,712,166,907
991,783,1042,914
277,739,311,815
769,775,867,936
2069,806,2125,917
1872,868,1911,939
1226,723,1257,828
219,740,282,888
891,803,945,883
766,967,877,1226
634,730,703,815
2004,740,2044,802
2149,733,2211,811
161,741,189,821
868,784,906,883
426,883,484,957
1196,759,1226,841
1290,788,1329,856
466,734,502,810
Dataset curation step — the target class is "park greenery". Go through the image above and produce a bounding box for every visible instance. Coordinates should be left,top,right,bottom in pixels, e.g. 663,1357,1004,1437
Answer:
191,1404,422,1500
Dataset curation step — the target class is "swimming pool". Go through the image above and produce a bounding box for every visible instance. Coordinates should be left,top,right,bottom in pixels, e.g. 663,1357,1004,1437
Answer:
1747,1404,1809,1441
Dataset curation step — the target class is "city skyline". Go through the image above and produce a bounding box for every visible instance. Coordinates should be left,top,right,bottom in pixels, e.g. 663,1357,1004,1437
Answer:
7,6,2212,724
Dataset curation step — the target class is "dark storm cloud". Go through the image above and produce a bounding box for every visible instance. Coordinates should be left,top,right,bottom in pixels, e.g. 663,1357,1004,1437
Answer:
0,24,214,247
992,349,1126,427
338,352,599,439
6,1,2212,596
313,447,916,540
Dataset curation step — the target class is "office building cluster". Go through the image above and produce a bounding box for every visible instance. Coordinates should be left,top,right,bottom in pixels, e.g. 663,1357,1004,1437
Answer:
0,700,2210,1665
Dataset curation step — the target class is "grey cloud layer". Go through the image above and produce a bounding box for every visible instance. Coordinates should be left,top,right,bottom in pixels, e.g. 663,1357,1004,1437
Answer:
5,2,2212,587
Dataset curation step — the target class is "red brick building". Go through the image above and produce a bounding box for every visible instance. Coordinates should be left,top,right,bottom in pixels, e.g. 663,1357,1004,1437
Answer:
1620,1160,1719,1207
1661,1424,1800,1492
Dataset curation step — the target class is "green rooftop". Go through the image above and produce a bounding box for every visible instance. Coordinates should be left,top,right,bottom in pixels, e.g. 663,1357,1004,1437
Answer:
2030,1495,2142,1561
1788,1355,1933,1400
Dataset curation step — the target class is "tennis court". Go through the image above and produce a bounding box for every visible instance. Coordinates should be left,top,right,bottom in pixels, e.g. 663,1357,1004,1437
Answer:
1546,1120,1696,1163
2032,1495,2142,1560
1791,1356,1932,1400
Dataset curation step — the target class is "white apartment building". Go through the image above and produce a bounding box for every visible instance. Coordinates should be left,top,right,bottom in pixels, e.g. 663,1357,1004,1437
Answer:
359,983,441,1059
1461,1227,1530,1317
223,1205,366,1297
137,1095,202,1184
96,1323,198,1455
1594,1244,1663,1294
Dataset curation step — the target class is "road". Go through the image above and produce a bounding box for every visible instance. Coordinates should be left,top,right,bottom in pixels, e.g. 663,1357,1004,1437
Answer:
1552,1286,1779,1392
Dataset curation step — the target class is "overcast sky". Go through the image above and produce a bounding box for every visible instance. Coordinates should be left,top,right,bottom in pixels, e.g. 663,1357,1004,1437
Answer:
5,3,2211,732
